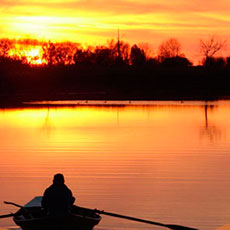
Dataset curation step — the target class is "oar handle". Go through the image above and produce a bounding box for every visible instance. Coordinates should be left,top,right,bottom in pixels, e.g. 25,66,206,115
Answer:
4,201,23,208
4,201,33,219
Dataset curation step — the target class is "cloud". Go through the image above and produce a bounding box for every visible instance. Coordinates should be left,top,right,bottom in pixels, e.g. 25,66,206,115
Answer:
1,0,230,15
1,0,230,62
0,0,189,16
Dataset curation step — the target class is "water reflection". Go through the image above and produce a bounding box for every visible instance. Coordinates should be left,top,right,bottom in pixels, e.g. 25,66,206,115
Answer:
0,101,230,230
200,104,223,142
42,108,55,136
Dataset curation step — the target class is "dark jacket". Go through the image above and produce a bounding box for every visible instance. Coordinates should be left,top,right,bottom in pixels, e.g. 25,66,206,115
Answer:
42,184,75,216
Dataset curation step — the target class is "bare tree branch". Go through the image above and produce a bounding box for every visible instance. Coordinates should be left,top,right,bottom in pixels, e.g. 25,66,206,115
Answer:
200,36,227,58
158,38,181,60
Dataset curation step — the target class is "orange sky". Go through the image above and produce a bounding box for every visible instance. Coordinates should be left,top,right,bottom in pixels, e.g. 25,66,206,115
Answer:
1,0,230,62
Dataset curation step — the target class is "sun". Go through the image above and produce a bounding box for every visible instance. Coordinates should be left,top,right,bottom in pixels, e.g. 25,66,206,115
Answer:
8,44,47,65
25,46,46,65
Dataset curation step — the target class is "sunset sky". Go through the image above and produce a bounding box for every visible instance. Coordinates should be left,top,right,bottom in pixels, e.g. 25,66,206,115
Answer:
1,0,230,61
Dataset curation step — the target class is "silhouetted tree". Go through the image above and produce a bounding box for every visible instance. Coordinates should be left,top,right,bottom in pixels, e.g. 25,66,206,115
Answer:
108,39,130,64
42,41,78,66
130,44,146,66
74,49,93,65
56,42,77,65
42,41,56,66
158,38,181,61
200,36,226,59
0,38,14,57
94,46,116,66
138,42,154,59
107,40,119,57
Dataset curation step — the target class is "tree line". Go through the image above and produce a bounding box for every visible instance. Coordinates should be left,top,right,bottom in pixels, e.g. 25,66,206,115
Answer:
0,36,230,103
0,36,227,67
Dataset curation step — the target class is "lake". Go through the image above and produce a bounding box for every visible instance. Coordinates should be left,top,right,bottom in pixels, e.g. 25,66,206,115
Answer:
0,100,230,230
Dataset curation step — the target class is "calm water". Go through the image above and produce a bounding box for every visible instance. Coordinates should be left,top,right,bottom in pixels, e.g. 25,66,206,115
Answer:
1,100,230,230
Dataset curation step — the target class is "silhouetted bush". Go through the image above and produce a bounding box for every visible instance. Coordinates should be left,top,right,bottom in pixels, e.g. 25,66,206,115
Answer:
161,56,192,68
204,57,226,69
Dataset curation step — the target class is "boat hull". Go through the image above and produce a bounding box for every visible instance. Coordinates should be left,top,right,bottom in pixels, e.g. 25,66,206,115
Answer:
13,206,101,230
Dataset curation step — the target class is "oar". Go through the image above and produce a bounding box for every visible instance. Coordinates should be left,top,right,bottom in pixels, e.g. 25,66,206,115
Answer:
94,209,199,230
0,202,21,219
4,201,33,218
4,201,23,208
0,213,15,219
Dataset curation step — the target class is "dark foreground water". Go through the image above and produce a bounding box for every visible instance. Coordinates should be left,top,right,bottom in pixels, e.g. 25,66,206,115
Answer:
1,100,230,230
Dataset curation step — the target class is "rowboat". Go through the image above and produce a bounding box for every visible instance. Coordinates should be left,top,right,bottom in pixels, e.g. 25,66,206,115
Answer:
12,197,102,230
2,197,198,230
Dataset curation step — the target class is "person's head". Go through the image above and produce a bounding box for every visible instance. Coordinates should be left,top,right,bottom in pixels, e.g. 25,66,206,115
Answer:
53,173,65,185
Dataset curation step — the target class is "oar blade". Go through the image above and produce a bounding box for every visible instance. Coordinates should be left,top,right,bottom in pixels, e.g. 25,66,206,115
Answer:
166,224,199,230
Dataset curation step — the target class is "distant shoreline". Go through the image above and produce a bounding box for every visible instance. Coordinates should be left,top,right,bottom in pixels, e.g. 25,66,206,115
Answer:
1,92,230,108
1,60,230,108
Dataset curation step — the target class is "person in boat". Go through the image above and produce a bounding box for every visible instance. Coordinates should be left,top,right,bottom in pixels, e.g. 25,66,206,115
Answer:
41,173,75,216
